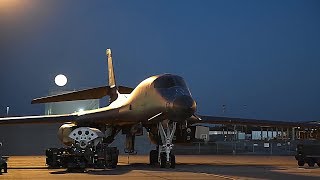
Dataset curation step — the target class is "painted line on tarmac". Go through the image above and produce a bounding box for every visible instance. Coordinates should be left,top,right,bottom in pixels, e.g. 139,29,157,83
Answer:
199,172,236,180
138,171,170,180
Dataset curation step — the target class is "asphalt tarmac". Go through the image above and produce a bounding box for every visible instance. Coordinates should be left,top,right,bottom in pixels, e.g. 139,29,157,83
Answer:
1,155,320,180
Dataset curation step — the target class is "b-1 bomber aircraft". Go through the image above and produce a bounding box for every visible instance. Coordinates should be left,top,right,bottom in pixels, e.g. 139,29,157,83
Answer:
0,49,318,170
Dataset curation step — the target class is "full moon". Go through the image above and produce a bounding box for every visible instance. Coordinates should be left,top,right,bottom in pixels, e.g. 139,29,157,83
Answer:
55,74,68,87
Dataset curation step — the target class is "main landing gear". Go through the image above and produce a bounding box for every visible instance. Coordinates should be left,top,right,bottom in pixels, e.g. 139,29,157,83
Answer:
149,121,176,168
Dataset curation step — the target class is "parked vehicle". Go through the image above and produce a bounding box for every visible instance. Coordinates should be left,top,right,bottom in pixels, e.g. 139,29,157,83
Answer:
295,144,320,167
0,142,8,174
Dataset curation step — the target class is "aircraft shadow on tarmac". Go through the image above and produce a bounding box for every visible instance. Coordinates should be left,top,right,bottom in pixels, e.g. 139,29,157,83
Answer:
9,167,47,170
47,163,320,179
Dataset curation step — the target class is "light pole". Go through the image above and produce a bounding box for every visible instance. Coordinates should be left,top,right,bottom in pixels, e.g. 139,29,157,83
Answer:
6,106,9,117
222,104,226,115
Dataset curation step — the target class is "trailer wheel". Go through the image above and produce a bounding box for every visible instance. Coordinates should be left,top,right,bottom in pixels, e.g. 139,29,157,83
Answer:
307,161,315,167
298,161,305,166
3,163,7,173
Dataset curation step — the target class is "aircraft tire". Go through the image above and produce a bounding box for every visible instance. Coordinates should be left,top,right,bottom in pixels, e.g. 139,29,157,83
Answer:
160,153,166,168
307,160,315,167
170,154,175,168
149,150,158,165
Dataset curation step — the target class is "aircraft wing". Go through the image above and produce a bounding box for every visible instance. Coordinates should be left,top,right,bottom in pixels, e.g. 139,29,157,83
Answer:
190,115,320,128
0,114,77,125
0,108,121,125
31,86,134,104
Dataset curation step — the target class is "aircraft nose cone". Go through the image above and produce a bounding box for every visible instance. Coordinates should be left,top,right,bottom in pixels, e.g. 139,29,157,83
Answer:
173,95,196,118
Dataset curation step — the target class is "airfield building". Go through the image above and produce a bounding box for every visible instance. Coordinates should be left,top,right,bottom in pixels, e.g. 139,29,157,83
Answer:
45,90,99,115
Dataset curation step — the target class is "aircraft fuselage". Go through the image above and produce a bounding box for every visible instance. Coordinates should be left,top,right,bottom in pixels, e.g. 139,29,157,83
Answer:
75,74,196,126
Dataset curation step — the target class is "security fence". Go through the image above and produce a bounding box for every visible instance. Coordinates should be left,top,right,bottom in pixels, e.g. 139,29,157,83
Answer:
174,140,305,155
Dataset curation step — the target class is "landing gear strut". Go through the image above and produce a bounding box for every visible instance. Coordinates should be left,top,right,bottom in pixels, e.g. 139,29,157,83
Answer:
149,121,176,168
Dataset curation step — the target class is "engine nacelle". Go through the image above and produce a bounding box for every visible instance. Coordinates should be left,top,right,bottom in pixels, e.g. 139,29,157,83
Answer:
58,124,105,149
69,127,104,149
58,123,77,146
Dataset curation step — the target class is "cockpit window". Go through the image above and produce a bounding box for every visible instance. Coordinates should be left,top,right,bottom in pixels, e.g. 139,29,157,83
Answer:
174,76,187,87
154,75,187,89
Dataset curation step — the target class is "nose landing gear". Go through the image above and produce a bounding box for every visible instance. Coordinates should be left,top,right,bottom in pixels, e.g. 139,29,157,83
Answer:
149,121,176,168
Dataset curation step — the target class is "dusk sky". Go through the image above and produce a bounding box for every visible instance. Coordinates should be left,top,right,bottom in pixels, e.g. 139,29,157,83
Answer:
0,0,319,121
